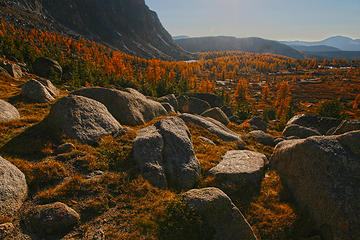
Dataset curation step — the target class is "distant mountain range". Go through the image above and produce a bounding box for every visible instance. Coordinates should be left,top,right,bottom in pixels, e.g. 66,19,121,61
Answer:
282,36,360,51
174,35,360,60
175,36,304,59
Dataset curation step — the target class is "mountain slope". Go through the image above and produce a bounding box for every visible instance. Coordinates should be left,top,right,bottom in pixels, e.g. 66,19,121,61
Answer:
282,36,360,51
175,36,304,59
0,0,192,60
291,45,341,52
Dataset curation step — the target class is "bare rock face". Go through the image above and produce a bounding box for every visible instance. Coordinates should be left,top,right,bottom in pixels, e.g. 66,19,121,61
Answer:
179,113,241,142
332,119,360,135
246,117,268,132
177,95,211,115
158,94,178,111
182,187,258,240
282,124,321,139
271,131,360,240
72,87,167,126
21,78,59,103
248,130,275,147
0,156,27,217
133,117,200,190
209,150,266,205
0,99,20,122
201,107,230,125
161,102,175,113
287,114,341,135
0,62,23,79
32,57,62,80
26,202,80,237
46,95,123,144
182,92,224,107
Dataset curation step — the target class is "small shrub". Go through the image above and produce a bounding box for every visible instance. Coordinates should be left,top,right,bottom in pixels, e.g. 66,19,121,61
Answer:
317,100,345,119
233,101,252,120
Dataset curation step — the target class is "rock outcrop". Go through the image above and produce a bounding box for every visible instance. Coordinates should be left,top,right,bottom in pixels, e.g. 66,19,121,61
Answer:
287,114,341,135
182,187,257,240
201,107,230,125
332,119,360,135
179,113,241,141
246,117,268,131
177,95,211,114
0,156,27,217
133,117,200,190
72,87,167,126
209,150,266,204
282,124,321,139
26,202,80,237
248,130,275,147
181,92,223,107
271,131,360,240
21,78,59,103
0,99,20,122
158,94,178,111
32,57,62,80
0,62,22,79
46,95,123,144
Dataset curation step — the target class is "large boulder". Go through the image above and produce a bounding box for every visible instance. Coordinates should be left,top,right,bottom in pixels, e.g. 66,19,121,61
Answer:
72,87,167,126
21,78,59,103
26,202,80,237
0,156,27,217
271,131,360,240
201,107,230,125
133,117,200,190
177,95,211,114
158,94,178,111
182,92,223,107
46,95,123,144
0,99,20,122
282,124,321,139
248,130,275,147
220,106,233,118
209,150,266,204
179,113,241,142
332,119,360,135
287,114,342,135
182,187,257,240
246,117,268,131
161,102,175,113
0,62,22,79
32,57,62,80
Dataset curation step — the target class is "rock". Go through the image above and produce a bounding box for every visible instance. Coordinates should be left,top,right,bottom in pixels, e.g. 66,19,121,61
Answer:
0,156,27,217
182,187,257,240
332,119,360,135
177,95,211,114
209,150,266,204
199,136,215,145
248,130,275,147
0,62,22,79
246,117,268,131
46,95,123,144
282,124,321,139
182,92,223,107
72,87,167,126
27,202,80,237
56,142,75,154
229,115,243,124
271,131,360,240
32,57,62,80
179,113,241,142
220,106,233,118
0,66,11,77
21,78,59,103
274,137,285,145
158,94,178,111
287,114,342,135
0,223,15,239
0,99,20,122
161,102,175,113
201,107,230,125
133,117,200,190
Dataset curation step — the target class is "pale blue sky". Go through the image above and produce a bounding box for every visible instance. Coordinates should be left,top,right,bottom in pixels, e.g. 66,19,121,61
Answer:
145,0,360,41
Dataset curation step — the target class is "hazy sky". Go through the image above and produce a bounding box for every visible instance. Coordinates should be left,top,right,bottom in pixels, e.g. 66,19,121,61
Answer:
145,0,360,41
